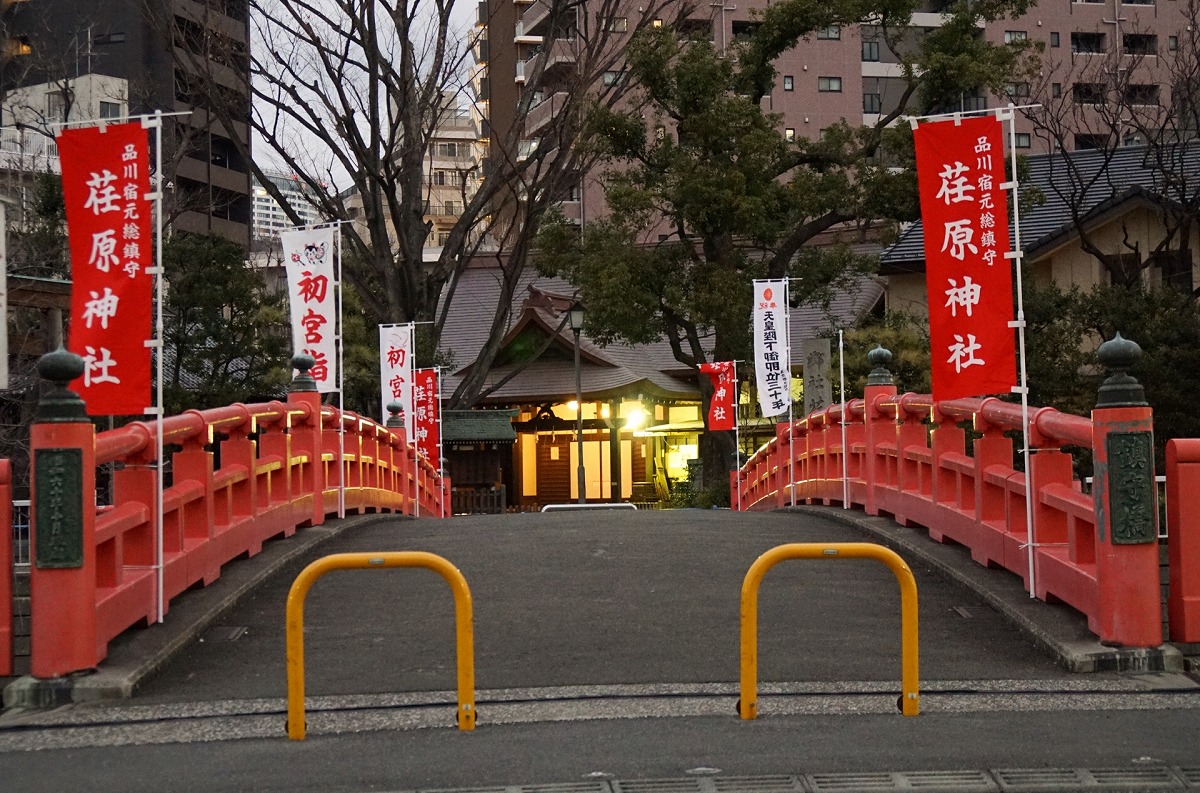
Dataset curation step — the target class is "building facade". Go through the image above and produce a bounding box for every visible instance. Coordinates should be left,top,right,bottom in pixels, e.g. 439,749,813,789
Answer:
1,0,253,247
477,0,1191,230
252,170,321,245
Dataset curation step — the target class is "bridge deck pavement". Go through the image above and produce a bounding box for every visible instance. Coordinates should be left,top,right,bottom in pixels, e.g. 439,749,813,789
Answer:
2,506,1199,793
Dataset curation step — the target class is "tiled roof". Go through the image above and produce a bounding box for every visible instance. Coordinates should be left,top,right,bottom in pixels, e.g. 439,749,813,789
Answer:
438,261,886,405
881,142,1200,267
443,409,518,442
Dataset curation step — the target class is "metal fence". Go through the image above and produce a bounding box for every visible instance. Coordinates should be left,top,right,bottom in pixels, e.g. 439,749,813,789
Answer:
12,499,29,568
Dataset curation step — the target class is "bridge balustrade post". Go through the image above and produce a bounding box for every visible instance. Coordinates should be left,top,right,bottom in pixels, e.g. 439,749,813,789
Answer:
218,408,257,526
774,422,789,509
1165,439,1200,642
972,403,1013,571
287,355,326,528
386,402,410,515
862,346,897,517
930,405,966,511
173,413,218,582
28,349,100,678
1090,334,1162,648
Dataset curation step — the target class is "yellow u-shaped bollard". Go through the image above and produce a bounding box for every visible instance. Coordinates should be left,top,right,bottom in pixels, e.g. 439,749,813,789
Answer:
285,551,476,740
739,543,919,719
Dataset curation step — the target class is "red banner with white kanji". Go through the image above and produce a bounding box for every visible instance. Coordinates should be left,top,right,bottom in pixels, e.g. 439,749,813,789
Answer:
914,115,1016,401
413,368,440,464
58,122,153,415
698,361,736,430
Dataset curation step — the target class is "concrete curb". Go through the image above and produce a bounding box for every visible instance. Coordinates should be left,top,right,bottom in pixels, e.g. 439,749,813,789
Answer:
785,505,1184,674
2,512,411,710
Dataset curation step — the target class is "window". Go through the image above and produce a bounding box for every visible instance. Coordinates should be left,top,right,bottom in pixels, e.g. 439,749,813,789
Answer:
438,232,451,245
601,16,628,33
1004,30,1028,43
1072,82,1105,104
817,26,840,40
732,20,761,41
785,128,796,142
652,18,663,28
862,40,880,62
437,142,459,157
1015,133,1031,148
1071,32,1105,54
1154,249,1193,293
1170,36,1179,51
1052,82,1062,98
783,75,794,91
1074,133,1110,150
1005,82,1031,98
1124,132,1146,146
45,91,65,119
99,101,122,119
1125,84,1160,105
6,35,31,58
818,76,842,92
962,95,988,111
863,92,882,113
602,70,623,86
1124,34,1157,56
1050,32,1060,48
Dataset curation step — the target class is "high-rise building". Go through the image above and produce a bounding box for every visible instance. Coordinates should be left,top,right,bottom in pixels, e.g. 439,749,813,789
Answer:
0,0,253,247
252,170,321,245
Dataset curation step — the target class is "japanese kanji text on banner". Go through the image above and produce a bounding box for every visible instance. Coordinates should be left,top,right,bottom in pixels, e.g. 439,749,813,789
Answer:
280,228,338,394
380,323,415,443
413,368,441,463
698,361,736,430
913,115,1016,401
752,279,791,417
58,122,153,415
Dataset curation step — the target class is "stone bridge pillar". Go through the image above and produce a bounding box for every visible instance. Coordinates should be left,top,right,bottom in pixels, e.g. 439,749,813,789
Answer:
1090,334,1163,648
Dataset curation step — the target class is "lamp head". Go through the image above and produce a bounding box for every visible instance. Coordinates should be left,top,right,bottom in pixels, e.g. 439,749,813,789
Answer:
568,300,585,332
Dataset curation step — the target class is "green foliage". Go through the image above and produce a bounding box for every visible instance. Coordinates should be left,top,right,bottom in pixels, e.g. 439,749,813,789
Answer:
836,313,932,395
8,172,69,279
1024,280,1200,458
162,233,290,413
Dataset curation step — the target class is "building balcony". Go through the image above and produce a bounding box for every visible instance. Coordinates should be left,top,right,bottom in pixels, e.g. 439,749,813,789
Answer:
523,38,576,81
519,0,551,38
526,91,568,134
0,128,59,174
558,199,581,223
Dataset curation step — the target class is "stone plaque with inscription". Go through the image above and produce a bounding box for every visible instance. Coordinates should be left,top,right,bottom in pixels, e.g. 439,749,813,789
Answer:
1106,431,1156,545
34,448,84,568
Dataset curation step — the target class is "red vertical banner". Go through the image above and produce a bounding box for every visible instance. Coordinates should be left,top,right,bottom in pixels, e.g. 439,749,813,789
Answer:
698,361,736,430
914,115,1016,401
412,368,441,465
58,122,153,415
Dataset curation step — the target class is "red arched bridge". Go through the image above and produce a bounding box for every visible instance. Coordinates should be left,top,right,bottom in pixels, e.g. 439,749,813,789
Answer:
3,341,1199,682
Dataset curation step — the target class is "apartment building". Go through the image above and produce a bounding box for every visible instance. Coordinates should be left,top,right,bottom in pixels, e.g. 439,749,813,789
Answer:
1,0,253,247
478,0,1190,226
252,170,322,245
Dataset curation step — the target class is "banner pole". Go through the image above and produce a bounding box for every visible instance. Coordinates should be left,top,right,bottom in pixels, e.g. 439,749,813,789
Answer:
151,110,165,624
839,328,849,509
336,225,345,520
1003,103,1036,600
786,279,794,506
734,359,741,512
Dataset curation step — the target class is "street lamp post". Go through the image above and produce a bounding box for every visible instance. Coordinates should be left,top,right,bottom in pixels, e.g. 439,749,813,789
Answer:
569,301,586,504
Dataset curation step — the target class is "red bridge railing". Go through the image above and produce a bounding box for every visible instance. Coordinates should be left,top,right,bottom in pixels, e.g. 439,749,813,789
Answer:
734,343,1192,650
27,353,448,679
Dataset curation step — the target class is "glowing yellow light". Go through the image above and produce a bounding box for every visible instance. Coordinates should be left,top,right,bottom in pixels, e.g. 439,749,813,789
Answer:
626,409,646,429
568,400,579,411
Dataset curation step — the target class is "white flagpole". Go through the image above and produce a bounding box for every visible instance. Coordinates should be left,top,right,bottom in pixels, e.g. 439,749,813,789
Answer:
785,279,795,506
839,328,849,509
734,359,741,512
436,366,446,517
410,322,420,518
336,224,345,520
141,110,166,624
1002,103,1036,600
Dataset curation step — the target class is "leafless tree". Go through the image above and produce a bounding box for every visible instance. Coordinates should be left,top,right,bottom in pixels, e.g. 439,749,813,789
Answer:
160,0,685,408
1017,4,1200,291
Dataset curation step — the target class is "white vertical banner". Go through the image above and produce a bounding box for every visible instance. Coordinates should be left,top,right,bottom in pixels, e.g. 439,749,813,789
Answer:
280,227,338,393
753,279,791,417
379,322,415,444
